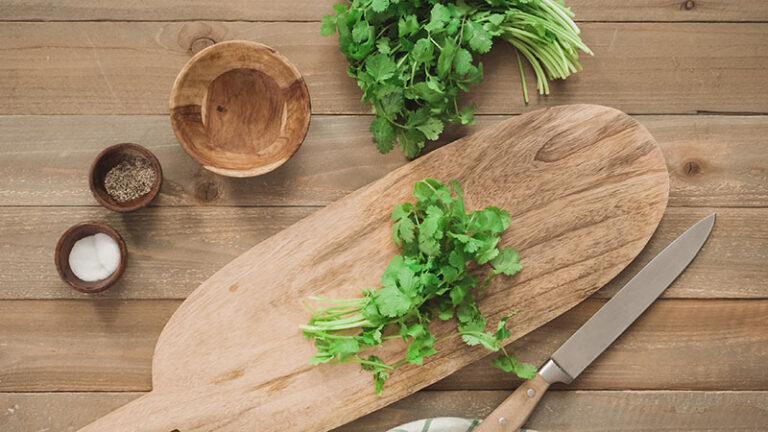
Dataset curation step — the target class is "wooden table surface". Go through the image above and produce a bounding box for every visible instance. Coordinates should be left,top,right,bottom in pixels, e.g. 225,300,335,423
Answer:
1,1,767,431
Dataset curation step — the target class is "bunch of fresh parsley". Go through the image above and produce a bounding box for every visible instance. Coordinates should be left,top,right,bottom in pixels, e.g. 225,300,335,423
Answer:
301,179,534,395
321,0,592,158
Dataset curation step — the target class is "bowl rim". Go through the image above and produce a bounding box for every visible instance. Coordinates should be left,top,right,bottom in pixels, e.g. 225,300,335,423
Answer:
169,40,312,178
88,142,163,213
54,221,128,294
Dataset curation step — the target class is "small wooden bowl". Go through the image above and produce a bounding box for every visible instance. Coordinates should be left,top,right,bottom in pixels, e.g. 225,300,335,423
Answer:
89,143,163,212
55,221,127,294
170,40,311,178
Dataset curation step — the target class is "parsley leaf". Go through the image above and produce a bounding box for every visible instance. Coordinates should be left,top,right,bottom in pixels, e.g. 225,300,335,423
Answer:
415,117,444,141
492,353,537,379
370,117,395,153
365,53,396,83
371,0,389,13
492,248,523,275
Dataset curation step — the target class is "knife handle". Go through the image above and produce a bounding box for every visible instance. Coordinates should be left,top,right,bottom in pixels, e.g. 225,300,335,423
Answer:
473,373,550,432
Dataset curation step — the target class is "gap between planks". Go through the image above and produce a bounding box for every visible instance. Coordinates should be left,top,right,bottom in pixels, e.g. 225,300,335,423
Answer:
1,0,767,22
1,299,767,392
1,391,767,432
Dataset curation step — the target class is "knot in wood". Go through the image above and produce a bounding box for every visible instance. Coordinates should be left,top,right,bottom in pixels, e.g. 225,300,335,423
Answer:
683,0,695,10
189,37,216,55
195,180,220,202
683,160,702,176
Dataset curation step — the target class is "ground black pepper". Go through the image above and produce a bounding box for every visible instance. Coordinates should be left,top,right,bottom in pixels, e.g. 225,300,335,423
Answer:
104,157,156,202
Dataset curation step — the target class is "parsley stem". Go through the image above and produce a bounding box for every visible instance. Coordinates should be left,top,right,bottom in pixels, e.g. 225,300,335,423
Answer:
348,357,396,370
389,359,408,368
300,320,371,331
387,118,408,128
308,296,364,305
428,35,442,50
310,313,366,326
375,24,392,41
515,48,529,104
310,310,362,321
303,332,357,340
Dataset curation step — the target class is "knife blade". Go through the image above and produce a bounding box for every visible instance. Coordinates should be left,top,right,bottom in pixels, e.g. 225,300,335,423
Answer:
475,213,716,432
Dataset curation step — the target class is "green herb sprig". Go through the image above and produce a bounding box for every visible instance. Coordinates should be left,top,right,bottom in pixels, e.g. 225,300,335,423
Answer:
301,179,534,394
321,0,592,158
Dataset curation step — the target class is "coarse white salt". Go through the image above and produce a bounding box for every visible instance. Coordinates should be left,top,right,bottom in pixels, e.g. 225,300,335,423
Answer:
68,233,121,281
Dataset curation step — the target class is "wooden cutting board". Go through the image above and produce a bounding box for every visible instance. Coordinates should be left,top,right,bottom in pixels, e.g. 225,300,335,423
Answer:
81,104,669,432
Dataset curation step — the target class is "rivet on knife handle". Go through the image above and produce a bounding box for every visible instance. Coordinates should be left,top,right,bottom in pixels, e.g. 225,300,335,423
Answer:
474,373,549,432
474,359,569,432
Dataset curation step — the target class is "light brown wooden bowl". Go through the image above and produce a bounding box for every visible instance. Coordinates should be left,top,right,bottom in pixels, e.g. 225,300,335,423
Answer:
55,221,127,294
89,143,163,213
169,40,311,178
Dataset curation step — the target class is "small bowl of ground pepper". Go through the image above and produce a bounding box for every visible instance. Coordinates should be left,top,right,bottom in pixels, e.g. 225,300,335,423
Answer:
89,143,163,212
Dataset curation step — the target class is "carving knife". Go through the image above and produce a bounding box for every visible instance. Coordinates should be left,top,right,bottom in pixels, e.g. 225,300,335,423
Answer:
474,214,716,432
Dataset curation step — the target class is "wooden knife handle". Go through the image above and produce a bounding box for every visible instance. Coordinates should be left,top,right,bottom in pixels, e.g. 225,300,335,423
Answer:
474,374,550,432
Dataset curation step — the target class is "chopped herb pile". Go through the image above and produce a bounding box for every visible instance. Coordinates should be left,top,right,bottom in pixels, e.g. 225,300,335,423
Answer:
301,179,534,394
321,0,592,158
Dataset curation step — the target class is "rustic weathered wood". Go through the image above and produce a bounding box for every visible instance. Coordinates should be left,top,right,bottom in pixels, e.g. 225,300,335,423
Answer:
2,391,767,432
79,105,668,431
0,206,763,300
434,298,768,391
0,299,177,392
474,374,550,432
596,207,768,299
170,41,311,177
0,206,317,300
1,115,766,207
3,299,766,393
0,114,406,207
339,390,768,432
1,0,766,22
0,22,766,115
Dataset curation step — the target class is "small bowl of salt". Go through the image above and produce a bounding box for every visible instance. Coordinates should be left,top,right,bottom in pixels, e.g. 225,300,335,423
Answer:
55,221,127,293
89,143,163,213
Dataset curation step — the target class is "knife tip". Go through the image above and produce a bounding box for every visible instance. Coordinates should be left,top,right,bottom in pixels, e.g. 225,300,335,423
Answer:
699,213,716,234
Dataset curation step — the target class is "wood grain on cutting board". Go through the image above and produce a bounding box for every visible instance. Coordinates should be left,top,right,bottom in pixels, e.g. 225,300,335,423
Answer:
78,104,668,431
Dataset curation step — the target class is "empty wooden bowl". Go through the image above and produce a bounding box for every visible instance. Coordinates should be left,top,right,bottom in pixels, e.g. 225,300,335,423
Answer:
170,40,311,177
89,143,163,212
55,221,127,293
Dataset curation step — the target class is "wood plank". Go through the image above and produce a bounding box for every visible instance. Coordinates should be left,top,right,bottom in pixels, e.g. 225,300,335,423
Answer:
2,0,766,22
0,115,406,207
2,115,766,207
0,22,766,115
596,207,768,299
0,299,176,392
0,207,763,300
433,298,768,391
0,206,316,299
1,391,766,432
3,391,767,432
1,299,766,392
